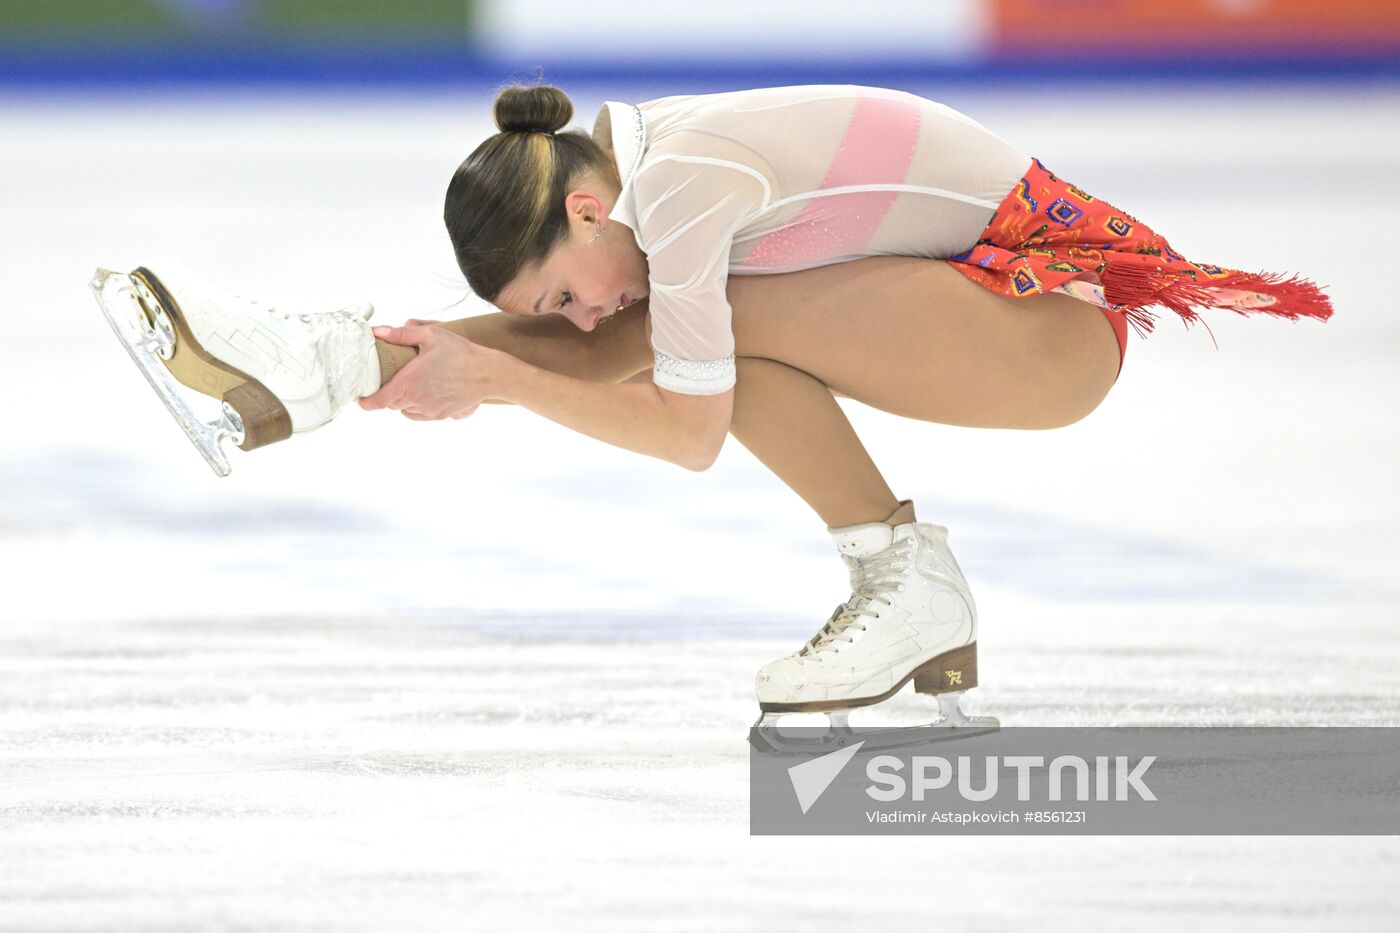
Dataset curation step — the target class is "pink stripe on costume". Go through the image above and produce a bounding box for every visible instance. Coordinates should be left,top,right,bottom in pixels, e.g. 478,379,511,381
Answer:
742,96,921,269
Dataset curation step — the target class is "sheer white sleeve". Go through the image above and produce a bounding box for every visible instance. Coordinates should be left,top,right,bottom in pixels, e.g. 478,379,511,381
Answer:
631,156,769,395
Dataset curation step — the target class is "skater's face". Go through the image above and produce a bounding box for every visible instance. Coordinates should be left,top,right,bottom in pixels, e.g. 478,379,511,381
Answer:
495,175,650,332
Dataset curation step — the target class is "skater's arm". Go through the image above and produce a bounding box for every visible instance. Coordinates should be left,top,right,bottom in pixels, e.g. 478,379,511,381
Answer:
494,353,731,472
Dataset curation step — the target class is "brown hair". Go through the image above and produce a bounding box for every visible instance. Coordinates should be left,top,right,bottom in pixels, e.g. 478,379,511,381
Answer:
444,83,616,303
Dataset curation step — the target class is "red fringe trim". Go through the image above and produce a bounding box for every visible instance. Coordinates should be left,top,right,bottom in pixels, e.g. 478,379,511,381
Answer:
1099,261,1335,342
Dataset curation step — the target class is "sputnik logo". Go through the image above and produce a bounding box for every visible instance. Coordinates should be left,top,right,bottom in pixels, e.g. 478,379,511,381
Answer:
786,742,864,814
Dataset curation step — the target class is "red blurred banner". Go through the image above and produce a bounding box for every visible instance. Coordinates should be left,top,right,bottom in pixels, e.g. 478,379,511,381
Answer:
990,0,1400,52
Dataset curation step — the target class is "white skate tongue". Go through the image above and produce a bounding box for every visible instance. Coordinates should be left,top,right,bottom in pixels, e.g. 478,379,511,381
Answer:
802,522,907,656
829,522,895,559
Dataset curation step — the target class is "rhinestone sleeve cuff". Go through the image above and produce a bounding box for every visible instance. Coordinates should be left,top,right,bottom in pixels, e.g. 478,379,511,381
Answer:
651,347,736,395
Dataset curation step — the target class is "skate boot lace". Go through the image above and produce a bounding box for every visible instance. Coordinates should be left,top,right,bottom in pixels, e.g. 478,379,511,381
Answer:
799,537,916,659
228,291,367,331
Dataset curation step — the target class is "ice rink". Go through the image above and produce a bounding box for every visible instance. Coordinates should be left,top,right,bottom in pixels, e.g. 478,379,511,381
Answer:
3,83,1399,929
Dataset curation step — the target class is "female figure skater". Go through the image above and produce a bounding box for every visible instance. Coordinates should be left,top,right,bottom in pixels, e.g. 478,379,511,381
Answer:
90,83,1332,746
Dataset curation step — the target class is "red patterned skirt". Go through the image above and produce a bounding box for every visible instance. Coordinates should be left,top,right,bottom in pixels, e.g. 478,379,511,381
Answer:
946,158,1334,343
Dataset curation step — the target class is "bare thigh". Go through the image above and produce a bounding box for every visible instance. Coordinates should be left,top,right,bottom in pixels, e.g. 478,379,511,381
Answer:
726,256,1123,429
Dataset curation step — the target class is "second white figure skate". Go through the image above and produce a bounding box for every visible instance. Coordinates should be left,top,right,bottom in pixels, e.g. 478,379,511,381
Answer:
89,259,382,476
752,515,999,754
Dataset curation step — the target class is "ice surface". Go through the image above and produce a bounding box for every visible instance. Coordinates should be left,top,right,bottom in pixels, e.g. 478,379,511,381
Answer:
1,84,1398,930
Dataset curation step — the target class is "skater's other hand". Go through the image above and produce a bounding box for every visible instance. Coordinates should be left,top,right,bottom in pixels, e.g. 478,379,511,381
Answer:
358,324,501,421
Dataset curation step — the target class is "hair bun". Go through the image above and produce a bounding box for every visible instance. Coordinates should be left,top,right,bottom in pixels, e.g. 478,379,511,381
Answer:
494,84,574,135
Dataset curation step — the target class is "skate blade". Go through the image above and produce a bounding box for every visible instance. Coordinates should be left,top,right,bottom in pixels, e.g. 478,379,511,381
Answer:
750,692,1000,755
89,268,245,477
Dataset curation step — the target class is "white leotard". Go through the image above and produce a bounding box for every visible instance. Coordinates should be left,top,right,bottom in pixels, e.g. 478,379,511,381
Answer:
600,85,1031,395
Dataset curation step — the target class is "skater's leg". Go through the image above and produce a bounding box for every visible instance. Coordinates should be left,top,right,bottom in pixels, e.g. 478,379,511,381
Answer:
718,255,1121,527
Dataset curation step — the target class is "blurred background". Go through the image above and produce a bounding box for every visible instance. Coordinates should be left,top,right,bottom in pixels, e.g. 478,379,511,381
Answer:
3,1,1399,930
3,0,1399,84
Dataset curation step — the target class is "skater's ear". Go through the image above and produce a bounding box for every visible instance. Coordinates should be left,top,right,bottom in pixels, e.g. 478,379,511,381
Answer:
446,83,617,310
564,188,608,231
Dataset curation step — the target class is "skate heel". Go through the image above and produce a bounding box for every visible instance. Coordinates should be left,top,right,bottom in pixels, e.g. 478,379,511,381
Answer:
912,642,978,696
224,381,292,450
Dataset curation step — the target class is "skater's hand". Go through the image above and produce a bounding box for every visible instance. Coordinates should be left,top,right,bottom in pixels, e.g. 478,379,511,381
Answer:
358,324,500,420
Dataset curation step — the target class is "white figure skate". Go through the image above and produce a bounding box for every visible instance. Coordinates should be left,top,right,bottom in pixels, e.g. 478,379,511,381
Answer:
752,514,999,754
89,259,382,476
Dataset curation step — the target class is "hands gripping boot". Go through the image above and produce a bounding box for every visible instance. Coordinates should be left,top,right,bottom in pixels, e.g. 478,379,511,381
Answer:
90,258,382,476
752,511,998,752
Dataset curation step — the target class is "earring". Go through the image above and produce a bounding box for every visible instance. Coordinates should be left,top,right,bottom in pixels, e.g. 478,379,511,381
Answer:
589,222,604,244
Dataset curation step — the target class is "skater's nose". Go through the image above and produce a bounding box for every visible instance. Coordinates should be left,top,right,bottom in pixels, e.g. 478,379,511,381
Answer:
578,301,608,331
